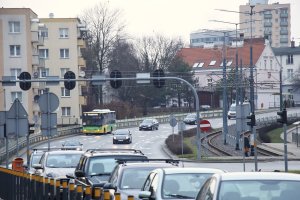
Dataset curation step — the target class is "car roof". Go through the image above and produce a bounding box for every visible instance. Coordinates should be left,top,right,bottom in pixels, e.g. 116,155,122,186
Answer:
46,150,84,155
217,172,300,181
114,129,130,133
83,148,145,157
161,167,225,174
118,162,179,169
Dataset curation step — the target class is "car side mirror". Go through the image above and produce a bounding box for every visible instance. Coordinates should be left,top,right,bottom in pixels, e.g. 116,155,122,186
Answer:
139,191,151,199
32,164,43,170
103,183,117,191
74,170,85,177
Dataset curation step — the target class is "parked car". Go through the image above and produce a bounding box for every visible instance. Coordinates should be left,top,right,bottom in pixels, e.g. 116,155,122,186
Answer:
104,159,181,200
183,113,201,125
196,172,300,200
139,167,225,200
139,118,159,131
70,148,148,198
33,149,84,180
61,140,83,151
113,129,132,144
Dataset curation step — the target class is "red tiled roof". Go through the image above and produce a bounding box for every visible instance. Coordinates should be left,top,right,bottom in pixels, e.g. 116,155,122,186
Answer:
178,38,265,69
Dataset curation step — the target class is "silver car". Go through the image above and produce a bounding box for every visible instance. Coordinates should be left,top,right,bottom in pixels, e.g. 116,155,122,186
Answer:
196,172,300,200
61,140,83,150
33,150,84,180
139,167,225,200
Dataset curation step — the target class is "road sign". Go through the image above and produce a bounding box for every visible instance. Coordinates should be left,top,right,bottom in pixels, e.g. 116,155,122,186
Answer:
200,119,211,132
41,113,57,136
169,115,177,127
6,99,28,138
178,121,186,132
38,93,59,113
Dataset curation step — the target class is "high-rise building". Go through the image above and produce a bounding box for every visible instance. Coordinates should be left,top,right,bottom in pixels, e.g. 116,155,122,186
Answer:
239,1,291,47
39,15,87,125
0,8,43,123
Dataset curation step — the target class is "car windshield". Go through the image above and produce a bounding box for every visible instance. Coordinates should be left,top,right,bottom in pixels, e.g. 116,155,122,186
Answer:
120,168,157,189
229,106,236,111
64,141,81,146
143,119,153,124
46,153,82,168
87,155,147,176
218,180,300,200
115,130,129,135
31,154,43,166
162,173,213,199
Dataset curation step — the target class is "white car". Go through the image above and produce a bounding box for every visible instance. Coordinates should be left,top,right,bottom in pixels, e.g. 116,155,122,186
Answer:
33,150,84,180
139,167,224,200
196,172,300,200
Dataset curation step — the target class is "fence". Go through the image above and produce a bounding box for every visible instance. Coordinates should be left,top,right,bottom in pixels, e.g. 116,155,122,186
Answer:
0,166,125,200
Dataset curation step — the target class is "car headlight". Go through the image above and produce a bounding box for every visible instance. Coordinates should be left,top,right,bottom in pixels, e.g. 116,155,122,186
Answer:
125,136,129,139
113,136,117,139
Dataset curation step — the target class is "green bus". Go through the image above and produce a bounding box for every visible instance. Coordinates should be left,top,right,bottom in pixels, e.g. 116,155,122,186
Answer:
82,109,116,135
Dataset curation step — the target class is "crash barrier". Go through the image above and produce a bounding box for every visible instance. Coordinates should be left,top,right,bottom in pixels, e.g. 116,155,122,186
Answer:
0,125,81,164
0,166,126,200
117,110,223,128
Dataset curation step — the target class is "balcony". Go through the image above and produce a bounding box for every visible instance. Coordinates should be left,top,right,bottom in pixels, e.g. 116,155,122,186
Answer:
280,38,289,43
32,81,46,90
32,55,39,66
264,30,272,36
79,95,87,105
264,22,272,27
264,14,272,19
78,57,86,66
280,13,288,18
77,39,86,48
280,21,288,26
280,30,288,35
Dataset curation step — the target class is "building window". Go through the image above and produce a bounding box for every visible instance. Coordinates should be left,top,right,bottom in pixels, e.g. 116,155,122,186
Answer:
61,107,71,116
264,60,267,69
270,60,273,69
11,92,22,103
39,68,49,78
59,28,69,38
209,60,216,66
39,49,49,59
40,28,48,38
60,49,69,59
10,68,21,79
61,87,70,97
60,68,70,77
207,78,212,87
10,45,21,57
9,21,20,33
287,69,293,79
287,54,294,64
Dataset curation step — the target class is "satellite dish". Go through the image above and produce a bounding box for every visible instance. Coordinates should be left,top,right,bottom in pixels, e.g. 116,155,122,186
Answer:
79,71,86,78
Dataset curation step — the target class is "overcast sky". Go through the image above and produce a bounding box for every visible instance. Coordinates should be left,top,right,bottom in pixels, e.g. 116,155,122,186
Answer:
2,0,300,45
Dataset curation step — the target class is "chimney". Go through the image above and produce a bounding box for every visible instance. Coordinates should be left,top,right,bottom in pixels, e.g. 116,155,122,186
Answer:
291,40,295,48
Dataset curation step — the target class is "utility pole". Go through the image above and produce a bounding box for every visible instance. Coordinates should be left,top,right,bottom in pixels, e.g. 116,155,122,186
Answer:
222,31,228,145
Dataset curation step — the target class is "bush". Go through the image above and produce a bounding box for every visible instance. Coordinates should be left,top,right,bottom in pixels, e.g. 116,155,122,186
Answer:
165,134,193,155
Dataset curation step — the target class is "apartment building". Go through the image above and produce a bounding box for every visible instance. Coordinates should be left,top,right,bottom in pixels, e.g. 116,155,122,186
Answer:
239,0,291,47
0,8,86,128
0,8,43,124
39,16,87,125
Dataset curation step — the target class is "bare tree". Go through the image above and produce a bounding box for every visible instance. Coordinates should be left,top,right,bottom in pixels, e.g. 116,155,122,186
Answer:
81,2,126,105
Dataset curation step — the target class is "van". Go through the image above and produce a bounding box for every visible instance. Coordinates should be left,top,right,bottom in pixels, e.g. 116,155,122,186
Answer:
227,102,251,119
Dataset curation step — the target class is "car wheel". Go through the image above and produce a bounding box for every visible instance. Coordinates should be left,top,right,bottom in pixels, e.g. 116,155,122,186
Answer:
113,140,116,144
156,126,158,130
152,126,154,131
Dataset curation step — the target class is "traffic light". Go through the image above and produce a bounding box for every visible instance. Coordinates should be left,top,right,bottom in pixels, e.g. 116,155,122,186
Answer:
246,113,256,127
152,69,165,88
277,109,287,124
28,123,35,134
110,70,122,89
18,72,31,91
64,71,76,90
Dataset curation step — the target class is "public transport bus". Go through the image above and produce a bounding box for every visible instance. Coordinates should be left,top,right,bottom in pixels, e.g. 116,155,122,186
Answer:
82,109,116,135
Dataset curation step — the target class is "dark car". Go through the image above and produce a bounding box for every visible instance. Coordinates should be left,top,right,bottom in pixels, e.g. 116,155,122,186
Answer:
71,148,148,198
139,118,159,131
183,113,201,125
113,129,132,144
103,159,181,200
